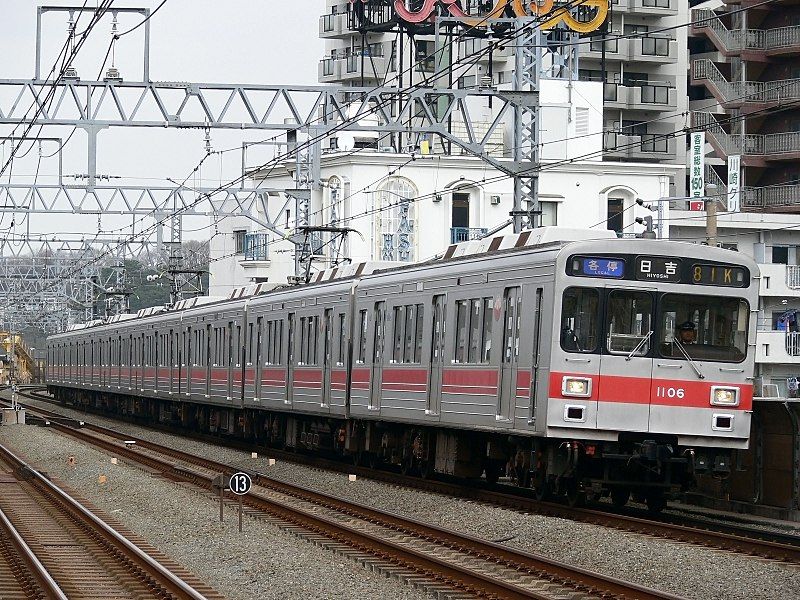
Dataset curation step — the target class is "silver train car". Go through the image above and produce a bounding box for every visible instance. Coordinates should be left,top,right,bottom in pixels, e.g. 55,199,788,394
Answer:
47,229,759,510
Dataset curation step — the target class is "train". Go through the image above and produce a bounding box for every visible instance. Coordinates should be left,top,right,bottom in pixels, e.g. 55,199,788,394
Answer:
46,227,759,512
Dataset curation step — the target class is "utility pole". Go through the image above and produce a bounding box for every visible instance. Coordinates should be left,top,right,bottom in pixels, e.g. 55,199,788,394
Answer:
705,183,719,247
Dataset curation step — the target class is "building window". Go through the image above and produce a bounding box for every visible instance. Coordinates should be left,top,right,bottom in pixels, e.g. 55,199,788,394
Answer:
773,246,789,264
234,230,247,254
607,198,625,235
376,177,417,262
541,201,558,226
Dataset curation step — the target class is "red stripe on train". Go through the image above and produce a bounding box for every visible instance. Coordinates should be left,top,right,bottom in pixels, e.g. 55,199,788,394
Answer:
549,372,753,410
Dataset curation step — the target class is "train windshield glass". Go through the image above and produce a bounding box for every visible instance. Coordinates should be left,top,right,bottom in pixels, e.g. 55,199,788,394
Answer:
658,294,748,363
606,290,653,355
560,287,599,353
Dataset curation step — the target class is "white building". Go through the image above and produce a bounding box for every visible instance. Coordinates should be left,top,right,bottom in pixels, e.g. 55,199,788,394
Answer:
209,76,680,294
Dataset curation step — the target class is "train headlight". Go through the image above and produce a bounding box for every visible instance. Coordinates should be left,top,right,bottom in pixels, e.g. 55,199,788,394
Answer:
562,376,591,398
710,386,739,407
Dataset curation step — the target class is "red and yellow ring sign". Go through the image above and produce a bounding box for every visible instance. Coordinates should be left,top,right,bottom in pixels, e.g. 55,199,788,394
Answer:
350,1,609,34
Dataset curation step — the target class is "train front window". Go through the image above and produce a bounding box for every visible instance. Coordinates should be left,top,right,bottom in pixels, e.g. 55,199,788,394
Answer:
560,287,599,353
658,294,748,363
606,290,653,356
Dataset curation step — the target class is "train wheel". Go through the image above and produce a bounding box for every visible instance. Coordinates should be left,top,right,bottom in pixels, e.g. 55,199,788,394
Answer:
611,487,630,508
515,467,531,489
352,448,363,467
367,452,379,470
484,462,501,485
533,475,551,501
565,479,586,508
400,456,413,476
419,459,433,479
646,491,667,514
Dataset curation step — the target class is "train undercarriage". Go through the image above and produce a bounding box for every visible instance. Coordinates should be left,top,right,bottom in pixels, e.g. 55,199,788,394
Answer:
49,386,731,513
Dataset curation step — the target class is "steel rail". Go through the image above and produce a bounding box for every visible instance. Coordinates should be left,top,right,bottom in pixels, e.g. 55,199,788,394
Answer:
15,391,800,563
17,402,680,600
0,505,68,600
0,440,210,600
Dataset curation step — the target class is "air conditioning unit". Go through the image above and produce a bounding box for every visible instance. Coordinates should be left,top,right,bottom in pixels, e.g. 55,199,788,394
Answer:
490,195,501,205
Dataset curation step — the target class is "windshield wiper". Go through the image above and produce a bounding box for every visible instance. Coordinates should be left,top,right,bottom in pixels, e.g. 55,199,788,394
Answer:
673,340,705,379
625,331,653,361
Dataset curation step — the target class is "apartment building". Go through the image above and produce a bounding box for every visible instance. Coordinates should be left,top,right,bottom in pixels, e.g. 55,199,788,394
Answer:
686,0,800,511
320,1,688,171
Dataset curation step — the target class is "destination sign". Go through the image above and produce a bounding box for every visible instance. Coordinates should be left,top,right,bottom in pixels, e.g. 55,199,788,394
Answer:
572,257,625,278
567,254,749,287
635,257,681,283
691,264,747,287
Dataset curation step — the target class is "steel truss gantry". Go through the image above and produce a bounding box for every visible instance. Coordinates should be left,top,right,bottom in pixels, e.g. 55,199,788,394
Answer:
1,8,556,324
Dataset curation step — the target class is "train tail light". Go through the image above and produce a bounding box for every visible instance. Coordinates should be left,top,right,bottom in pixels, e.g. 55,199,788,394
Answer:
562,376,591,397
710,386,739,407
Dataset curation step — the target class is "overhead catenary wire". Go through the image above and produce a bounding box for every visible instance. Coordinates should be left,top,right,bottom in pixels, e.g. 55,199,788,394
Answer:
2,0,785,313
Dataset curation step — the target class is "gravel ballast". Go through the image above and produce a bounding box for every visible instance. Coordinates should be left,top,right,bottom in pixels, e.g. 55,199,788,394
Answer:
8,396,800,600
0,424,432,600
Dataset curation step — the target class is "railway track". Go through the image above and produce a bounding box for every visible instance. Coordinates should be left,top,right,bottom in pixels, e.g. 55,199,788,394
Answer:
0,438,221,600
6,395,681,600
11,390,800,564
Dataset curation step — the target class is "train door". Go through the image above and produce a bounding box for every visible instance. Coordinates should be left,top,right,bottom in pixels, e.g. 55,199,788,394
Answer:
369,301,386,412
497,287,521,424
173,328,180,396
255,316,263,402
427,294,446,417
321,308,333,410
286,313,295,407
596,287,654,432
185,326,192,397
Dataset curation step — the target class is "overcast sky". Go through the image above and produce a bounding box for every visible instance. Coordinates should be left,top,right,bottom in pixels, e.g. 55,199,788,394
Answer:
0,1,325,240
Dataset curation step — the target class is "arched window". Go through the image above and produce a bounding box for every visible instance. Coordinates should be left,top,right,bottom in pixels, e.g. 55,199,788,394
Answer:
376,177,417,262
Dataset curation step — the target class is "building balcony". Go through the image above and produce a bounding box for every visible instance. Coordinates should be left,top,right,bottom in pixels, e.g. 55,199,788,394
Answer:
612,0,678,17
742,184,800,209
338,53,391,82
758,264,800,298
319,12,350,38
584,36,677,64
602,131,675,161
692,112,800,165
691,9,800,58
692,59,800,110
604,82,677,111
450,227,487,244
318,58,342,83
755,331,800,364
242,233,269,263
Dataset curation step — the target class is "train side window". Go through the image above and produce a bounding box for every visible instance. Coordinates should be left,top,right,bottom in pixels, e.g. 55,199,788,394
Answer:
454,300,469,363
468,299,483,363
404,304,416,363
482,298,493,362
560,287,599,353
414,304,425,363
337,313,347,366
392,306,405,362
606,291,653,355
357,310,368,363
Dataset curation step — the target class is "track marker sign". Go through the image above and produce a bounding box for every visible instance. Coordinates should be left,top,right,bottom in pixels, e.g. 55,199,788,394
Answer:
229,472,252,495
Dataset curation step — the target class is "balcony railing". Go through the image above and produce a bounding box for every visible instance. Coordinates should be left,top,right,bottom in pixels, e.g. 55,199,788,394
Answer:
742,184,800,208
693,111,800,157
693,58,800,104
693,9,800,53
320,58,335,77
788,266,800,289
243,233,269,261
321,14,335,32
451,227,487,244
788,332,800,356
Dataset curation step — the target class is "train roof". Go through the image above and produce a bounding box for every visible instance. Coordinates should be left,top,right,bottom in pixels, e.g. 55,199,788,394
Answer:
47,228,759,340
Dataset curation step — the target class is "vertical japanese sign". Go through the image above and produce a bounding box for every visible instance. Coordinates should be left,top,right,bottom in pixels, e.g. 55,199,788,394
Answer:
690,132,705,199
727,155,741,212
